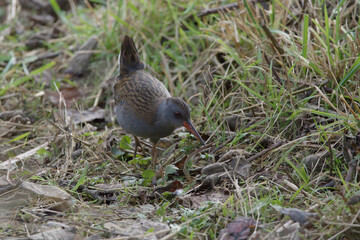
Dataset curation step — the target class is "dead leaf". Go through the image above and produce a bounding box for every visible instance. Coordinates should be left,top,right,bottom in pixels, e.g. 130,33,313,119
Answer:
71,149,83,160
25,28,61,49
19,0,50,12
67,106,108,124
303,154,321,170
59,180,136,204
218,216,257,240
302,150,328,171
0,110,31,138
228,157,250,179
139,204,156,214
0,142,49,171
0,110,23,120
64,37,98,76
201,151,250,181
29,221,76,240
218,149,249,163
83,188,117,204
19,0,74,17
201,162,227,175
273,205,318,226
20,181,75,212
0,180,75,215
0,110,30,124
174,155,187,170
0,177,28,215
179,190,229,209
348,194,360,205
28,14,55,25
274,221,302,240
46,86,82,107
225,115,242,131
155,180,183,194
33,69,54,86
104,218,170,239
199,172,221,189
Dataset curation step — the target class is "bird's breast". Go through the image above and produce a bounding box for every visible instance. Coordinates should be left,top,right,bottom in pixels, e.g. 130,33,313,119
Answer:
115,103,175,139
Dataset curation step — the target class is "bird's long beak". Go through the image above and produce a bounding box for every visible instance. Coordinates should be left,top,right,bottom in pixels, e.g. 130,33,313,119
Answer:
183,121,205,145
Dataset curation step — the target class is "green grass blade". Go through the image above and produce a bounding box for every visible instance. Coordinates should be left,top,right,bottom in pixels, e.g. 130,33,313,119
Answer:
324,3,333,66
338,56,360,89
49,0,71,26
302,14,309,59
0,61,55,96
3,132,31,145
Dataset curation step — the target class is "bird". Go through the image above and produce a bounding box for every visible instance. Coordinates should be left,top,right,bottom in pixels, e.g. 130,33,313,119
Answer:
113,35,205,169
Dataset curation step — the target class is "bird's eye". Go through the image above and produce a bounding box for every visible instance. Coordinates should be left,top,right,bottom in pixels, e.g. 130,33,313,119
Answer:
174,112,181,118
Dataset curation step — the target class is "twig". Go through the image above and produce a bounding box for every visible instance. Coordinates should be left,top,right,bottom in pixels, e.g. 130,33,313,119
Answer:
93,88,102,107
342,135,352,163
35,52,61,61
109,229,171,240
0,0,16,39
0,93,20,100
327,137,334,176
260,24,284,55
297,0,308,23
312,84,346,116
342,87,360,115
11,0,17,20
328,209,360,240
282,178,312,199
211,135,236,155
47,118,91,146
160,52,173,96
345,157,358,183
93,62,117,107
263,52,284,85
247,141,284,163
284,168,313,200
184,143,212,180
190,143,212,164
340,94,360,121
0,142,49,170
0,142,49,185
197,3,239,18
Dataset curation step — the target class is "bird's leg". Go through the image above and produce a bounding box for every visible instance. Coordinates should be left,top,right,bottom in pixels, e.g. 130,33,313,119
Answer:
151,142,158,169
133,136,144,159
151,143,164,180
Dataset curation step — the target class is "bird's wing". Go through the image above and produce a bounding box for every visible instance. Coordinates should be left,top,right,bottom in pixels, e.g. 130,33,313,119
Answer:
114,71,170,124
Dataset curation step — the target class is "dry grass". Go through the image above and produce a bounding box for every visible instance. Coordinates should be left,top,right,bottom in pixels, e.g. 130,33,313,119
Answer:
1,0,360,239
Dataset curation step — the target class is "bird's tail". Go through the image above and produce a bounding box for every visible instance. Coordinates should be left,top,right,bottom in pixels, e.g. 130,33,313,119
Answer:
119,36,145,75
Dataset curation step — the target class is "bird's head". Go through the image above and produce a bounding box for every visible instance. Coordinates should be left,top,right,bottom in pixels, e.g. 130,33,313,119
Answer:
162,97,205,145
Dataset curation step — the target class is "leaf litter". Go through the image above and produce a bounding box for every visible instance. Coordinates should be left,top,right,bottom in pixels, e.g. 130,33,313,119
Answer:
1,0,360,239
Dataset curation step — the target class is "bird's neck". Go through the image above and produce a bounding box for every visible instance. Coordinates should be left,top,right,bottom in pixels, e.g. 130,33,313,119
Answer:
155,98,175,131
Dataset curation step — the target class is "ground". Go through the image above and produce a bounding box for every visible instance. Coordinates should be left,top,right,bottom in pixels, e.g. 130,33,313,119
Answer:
1,0,360,239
